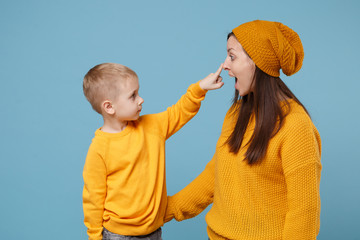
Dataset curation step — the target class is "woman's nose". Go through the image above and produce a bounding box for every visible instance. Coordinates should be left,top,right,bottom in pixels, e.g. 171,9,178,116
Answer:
223,57,230,71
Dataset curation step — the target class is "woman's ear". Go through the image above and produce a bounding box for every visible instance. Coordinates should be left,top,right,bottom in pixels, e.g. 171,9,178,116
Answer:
102,100,115,115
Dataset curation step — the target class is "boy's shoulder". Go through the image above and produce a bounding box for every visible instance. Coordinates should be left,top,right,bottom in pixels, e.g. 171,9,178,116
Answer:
136,112,168,137
138,111,167,125
88,129,109,148
84,130,109,161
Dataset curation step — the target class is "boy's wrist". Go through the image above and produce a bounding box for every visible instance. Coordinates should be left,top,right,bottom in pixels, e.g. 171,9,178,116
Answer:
199,79,206,90
195,81,208,94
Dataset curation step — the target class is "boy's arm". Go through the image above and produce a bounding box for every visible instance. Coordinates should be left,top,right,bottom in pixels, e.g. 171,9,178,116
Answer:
83,142,107,240
165,157,215,222
163,64,223,139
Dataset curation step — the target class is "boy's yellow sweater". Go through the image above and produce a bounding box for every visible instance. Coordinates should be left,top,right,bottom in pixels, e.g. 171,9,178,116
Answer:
83,83,207,240
165,99,322,240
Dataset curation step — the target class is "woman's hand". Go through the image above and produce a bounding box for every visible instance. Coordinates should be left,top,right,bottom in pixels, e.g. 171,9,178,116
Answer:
199,63,224,90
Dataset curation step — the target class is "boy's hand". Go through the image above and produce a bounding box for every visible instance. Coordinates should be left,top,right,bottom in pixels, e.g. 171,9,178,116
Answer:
199,64,224,90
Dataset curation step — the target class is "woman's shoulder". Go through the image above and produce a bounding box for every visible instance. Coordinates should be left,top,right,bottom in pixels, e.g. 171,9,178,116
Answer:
285,99,311,121
224,100,241,119
282,99,318,134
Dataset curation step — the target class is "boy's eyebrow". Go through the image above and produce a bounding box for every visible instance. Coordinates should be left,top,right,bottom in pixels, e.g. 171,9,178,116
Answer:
129,89,137,96
227,48,235,52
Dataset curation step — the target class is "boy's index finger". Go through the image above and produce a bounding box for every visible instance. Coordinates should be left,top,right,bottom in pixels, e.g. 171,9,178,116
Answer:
215,63,224,76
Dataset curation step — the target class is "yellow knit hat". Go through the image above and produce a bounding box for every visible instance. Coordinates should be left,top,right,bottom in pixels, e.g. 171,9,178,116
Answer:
232,20,304,77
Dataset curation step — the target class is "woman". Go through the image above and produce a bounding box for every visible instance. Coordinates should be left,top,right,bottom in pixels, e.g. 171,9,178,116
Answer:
165,20,322,240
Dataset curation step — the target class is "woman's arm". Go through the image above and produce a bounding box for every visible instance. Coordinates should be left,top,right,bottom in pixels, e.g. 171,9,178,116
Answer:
281,114,322,239
165,103,233,223
165,158,215,222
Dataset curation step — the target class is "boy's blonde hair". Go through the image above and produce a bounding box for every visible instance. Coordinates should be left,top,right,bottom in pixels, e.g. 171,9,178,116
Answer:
83,63,138,114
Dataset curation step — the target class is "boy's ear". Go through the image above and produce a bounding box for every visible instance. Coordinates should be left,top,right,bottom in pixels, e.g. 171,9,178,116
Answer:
102,100,115,115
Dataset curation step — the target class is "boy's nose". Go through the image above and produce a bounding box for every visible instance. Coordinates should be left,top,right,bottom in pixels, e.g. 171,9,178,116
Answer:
139,97,144,105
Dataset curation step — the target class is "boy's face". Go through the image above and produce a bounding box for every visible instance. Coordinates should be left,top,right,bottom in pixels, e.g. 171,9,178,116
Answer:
112,77,144,121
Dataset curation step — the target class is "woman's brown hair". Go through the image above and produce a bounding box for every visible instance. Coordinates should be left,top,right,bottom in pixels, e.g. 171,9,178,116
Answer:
226,33,309,165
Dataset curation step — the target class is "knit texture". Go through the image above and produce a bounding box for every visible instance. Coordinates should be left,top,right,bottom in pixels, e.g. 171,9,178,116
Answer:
83,82,207,240
232,20,304,77
165,99,322,240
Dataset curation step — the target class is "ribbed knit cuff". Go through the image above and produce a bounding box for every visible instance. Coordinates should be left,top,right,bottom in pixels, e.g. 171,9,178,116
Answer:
164,196,175,223
193,81,208,97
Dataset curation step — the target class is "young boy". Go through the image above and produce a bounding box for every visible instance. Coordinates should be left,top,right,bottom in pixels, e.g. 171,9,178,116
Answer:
82,63,223,240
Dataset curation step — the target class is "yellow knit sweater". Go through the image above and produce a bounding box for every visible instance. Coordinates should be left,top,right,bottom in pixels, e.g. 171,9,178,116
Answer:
165,99,322,240
83,82,207,240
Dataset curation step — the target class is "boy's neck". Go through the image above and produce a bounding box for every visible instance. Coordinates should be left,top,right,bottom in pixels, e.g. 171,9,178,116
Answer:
101,117,129,133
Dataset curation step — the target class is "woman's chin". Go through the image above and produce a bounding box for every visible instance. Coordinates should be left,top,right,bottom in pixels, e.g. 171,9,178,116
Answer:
237,88,250,97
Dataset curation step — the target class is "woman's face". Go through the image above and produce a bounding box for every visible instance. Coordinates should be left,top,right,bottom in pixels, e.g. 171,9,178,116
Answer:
223,35,256,96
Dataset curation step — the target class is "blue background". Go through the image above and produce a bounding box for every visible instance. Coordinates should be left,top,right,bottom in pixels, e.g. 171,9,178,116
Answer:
1,0,359,239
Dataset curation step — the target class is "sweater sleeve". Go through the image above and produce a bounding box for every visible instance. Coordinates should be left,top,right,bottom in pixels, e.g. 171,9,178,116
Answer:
165,158,215,222
82,140,107,240
281,114,322,239
159,81,207,139
164,107,234,223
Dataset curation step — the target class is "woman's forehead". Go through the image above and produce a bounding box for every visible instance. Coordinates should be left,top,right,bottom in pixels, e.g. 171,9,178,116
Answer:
227,36,243,52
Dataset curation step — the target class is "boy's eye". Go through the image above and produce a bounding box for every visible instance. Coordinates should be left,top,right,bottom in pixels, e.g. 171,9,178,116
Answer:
230,55,234,60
